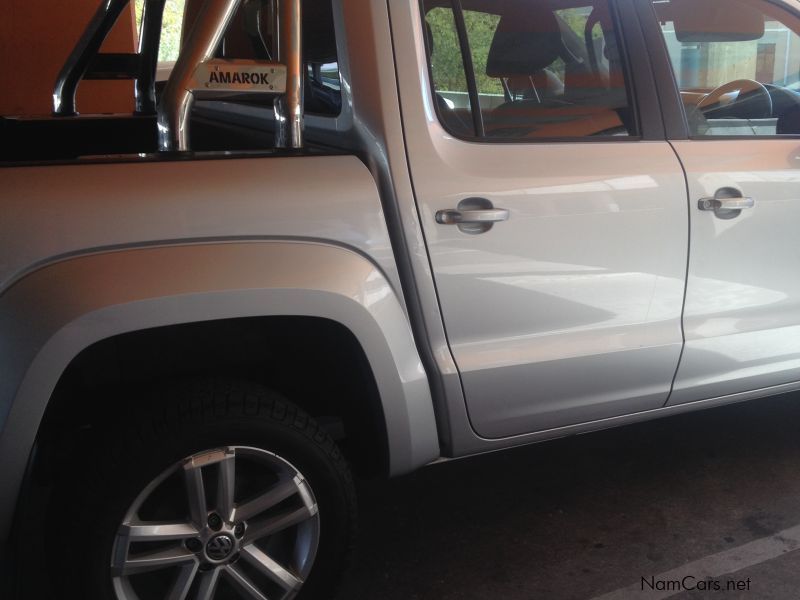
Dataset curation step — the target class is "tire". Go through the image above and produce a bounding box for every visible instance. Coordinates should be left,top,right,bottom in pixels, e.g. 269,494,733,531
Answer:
58,379,356,600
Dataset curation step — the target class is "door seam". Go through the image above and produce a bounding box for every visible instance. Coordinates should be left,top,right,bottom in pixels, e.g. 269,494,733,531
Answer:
664,140,692,407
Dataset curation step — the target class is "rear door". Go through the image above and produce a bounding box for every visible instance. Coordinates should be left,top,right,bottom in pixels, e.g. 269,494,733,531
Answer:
642,0,800,405
393,0,689,438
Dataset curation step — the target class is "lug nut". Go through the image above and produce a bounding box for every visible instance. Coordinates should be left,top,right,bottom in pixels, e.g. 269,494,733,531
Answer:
207,513,222,531
230,552,241,564
185,538,202,553
234,523,245,538
199,562,214,572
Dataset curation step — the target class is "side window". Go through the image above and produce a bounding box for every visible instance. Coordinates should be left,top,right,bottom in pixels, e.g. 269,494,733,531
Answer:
305,62,342,116
302,1,342,116
653,0,800,137
422,0,637,140
463,11,504,111
426,7,476,136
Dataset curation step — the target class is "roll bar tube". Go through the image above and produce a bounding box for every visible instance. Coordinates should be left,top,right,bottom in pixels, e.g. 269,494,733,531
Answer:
156,0,242,151
158,0,303,151
53,0,303,150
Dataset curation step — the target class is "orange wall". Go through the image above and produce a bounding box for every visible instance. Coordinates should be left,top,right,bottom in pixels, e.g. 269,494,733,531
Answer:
0,1,138,116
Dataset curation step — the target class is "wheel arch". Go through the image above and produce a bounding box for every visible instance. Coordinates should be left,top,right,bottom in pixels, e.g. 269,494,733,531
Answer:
43,315,390,475
0,240,440,549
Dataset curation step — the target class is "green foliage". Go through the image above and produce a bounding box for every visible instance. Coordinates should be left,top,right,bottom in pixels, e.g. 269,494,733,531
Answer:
427,9,502,94
427,9,468,93
463,11,503,94
134,0,186,62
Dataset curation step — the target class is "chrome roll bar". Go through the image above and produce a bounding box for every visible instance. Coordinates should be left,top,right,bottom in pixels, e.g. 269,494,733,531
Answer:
53,0,167,116
157,0,242,151
53,0,303,151
273,0,303,149
158,0,302,151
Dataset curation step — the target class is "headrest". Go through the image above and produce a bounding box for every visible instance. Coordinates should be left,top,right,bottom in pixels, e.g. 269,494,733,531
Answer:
486,1,563,77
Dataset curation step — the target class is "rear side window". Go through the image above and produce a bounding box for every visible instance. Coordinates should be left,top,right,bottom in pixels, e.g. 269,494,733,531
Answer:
421,0,637,140
652,0,800,137
301,1,342,116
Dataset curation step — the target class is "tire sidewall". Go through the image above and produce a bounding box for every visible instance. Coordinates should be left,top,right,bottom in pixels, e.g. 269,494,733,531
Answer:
68,393,354,600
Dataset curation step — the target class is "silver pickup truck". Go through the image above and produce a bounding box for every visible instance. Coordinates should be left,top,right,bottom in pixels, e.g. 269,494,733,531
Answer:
3,0,800,598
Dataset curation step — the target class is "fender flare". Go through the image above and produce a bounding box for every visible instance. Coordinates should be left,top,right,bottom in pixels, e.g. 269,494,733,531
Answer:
0,240,440,541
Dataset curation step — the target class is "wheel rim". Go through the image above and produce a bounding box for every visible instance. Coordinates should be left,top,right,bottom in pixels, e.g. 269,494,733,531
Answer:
111,446,320,600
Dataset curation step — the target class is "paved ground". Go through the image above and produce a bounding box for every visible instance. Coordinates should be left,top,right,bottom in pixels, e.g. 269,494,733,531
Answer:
338,393,800,599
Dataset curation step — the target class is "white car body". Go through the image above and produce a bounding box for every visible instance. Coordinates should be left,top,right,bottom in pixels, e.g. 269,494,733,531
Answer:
2,0,800,594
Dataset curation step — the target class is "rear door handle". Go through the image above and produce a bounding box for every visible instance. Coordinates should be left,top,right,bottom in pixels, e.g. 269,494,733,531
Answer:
436,208,510,225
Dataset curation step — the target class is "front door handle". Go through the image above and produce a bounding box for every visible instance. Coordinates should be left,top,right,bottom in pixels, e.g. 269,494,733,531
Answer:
698,188,754,220
435,208,510,225
698,197,755,211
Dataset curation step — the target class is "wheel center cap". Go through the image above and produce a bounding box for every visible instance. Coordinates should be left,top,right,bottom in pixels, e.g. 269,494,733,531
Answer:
206,533,235,561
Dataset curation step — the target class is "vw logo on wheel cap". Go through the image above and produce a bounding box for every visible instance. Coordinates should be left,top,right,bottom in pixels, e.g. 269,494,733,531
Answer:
206,534,235,560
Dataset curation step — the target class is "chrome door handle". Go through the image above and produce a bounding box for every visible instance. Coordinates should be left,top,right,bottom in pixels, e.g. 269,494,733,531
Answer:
698,197,755,211
436,208,510,225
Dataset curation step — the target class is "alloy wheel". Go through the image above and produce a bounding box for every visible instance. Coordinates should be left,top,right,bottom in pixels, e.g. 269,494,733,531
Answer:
110,446,320,600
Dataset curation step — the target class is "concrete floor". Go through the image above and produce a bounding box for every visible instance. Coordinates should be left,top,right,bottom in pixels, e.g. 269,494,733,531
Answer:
338,393,800,599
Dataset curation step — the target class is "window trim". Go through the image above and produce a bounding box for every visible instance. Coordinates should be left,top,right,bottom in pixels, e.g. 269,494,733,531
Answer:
419,0,653,144
638,0,800,141
451,0,485,136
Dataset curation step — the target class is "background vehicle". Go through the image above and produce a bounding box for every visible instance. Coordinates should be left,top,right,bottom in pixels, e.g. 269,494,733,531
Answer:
2,0,800,597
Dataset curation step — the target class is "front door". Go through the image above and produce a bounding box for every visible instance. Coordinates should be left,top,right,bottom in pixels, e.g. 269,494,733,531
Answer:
395,0,689,438
644,0,800,405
